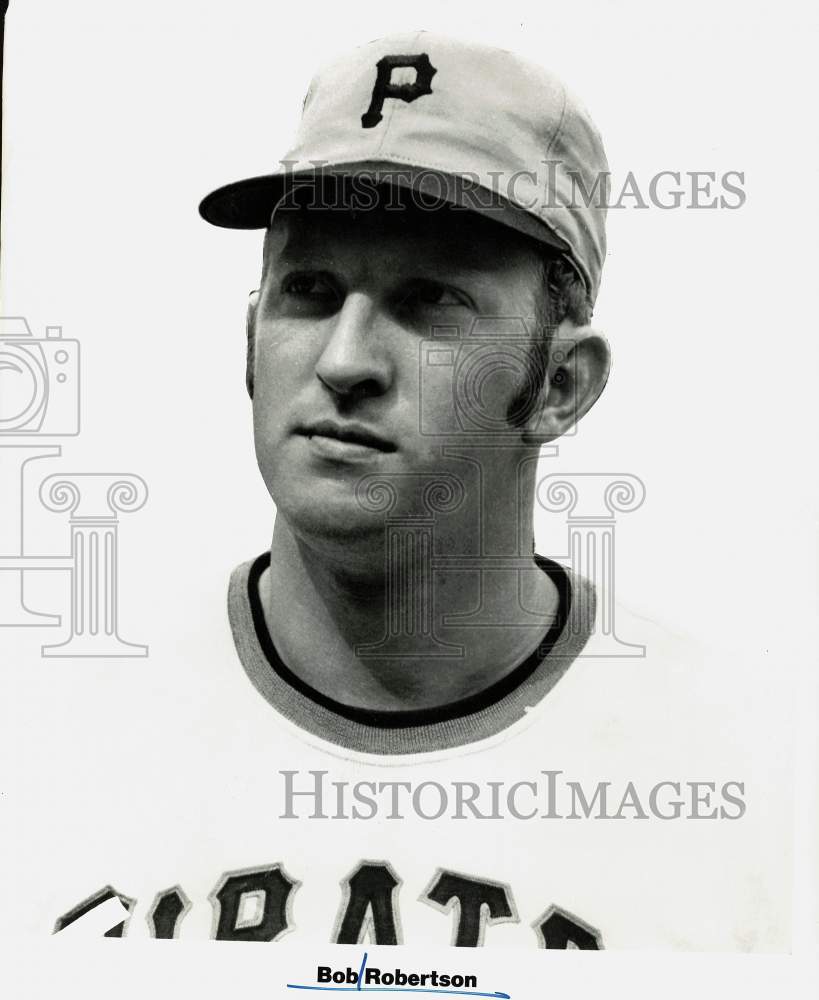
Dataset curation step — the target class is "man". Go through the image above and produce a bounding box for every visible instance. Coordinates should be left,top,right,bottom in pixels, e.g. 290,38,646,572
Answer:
46,32,788,952
200,30,610,752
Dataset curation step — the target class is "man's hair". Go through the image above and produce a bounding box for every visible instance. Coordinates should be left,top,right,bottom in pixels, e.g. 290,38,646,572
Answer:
504,252,591,429
542,255,592,330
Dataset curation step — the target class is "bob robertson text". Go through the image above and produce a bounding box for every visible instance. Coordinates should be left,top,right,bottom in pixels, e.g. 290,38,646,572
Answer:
278,771,746,821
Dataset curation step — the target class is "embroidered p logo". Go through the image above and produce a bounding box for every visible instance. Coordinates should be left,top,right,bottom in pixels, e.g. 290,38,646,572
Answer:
361,54,437,128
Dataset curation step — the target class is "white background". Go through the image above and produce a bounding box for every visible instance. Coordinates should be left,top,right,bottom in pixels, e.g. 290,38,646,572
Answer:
1,0,817,996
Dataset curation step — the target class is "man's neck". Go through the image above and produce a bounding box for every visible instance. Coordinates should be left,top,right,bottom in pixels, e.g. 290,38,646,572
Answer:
258,519,561,713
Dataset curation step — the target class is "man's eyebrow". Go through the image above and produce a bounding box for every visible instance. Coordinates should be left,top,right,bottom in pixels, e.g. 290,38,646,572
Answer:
269,213,521,278
275,249,496,282
275,247,339,269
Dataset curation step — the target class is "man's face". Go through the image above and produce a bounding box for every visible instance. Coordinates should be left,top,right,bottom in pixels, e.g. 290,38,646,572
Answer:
249,199,547,545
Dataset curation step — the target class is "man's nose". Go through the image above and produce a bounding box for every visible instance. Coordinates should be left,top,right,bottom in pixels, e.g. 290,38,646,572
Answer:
315,293,394,399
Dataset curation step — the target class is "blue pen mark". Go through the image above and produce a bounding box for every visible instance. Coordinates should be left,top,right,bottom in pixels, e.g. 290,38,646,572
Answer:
287,952,510,998
286,989,509,998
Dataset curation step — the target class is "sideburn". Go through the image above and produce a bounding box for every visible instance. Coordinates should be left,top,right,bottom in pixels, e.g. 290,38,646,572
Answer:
505,335,550,429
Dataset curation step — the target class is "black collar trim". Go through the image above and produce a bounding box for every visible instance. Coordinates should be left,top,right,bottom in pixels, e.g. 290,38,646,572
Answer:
245,551,571,730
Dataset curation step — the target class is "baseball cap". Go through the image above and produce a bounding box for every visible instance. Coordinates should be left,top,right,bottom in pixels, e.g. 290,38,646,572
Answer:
199,31,609,304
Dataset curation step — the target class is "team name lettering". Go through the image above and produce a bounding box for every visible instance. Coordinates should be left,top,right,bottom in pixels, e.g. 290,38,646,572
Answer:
55,861,602,948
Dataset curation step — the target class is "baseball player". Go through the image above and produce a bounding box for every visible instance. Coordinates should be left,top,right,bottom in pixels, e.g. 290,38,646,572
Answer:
35,32,789,952
202,29,610,746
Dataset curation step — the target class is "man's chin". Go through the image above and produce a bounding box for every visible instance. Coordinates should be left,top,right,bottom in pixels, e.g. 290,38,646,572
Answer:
273,491,389,547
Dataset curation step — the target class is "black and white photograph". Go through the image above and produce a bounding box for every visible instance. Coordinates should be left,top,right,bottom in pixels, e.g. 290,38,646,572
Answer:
0,1,816,997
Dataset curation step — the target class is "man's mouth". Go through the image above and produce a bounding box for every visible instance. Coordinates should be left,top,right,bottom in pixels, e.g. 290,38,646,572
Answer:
298,420,397,454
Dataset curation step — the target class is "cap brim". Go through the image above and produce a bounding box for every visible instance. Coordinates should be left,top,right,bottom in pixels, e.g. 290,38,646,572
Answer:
198,164,569,256
199,173,292,230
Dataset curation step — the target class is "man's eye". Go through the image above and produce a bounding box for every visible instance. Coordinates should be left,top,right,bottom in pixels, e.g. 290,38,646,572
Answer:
282,274,337,302
405,281,471,309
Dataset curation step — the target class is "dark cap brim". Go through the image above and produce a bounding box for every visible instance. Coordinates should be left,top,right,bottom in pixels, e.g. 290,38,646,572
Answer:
199,164,571,261
199,173,294,229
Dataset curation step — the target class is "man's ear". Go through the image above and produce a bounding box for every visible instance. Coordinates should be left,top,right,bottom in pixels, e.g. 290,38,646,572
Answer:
246,290,259,399
523,320,611,444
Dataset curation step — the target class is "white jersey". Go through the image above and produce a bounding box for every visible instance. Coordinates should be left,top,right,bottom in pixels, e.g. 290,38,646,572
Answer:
5,552,790,951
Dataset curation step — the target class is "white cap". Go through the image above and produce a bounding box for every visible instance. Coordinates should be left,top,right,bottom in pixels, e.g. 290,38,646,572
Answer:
199,31,609,303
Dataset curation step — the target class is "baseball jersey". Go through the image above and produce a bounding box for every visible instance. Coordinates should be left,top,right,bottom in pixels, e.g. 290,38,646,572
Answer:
5,552,791,950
